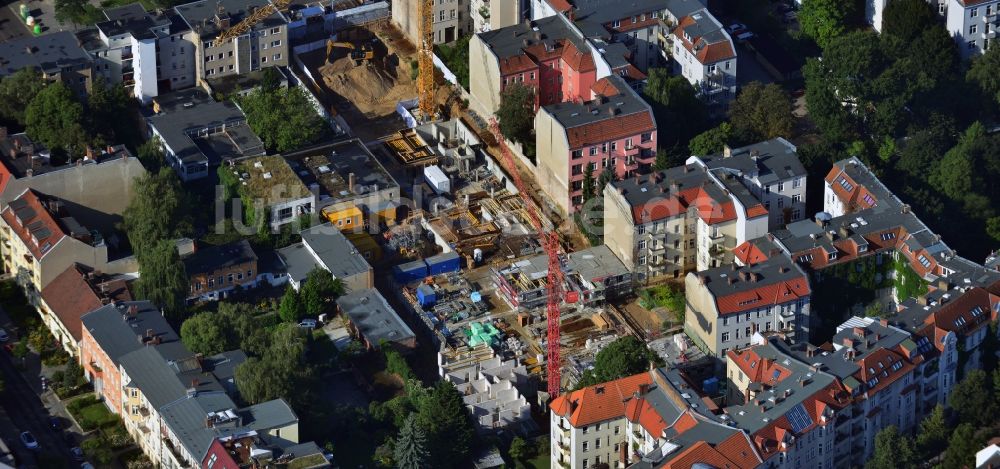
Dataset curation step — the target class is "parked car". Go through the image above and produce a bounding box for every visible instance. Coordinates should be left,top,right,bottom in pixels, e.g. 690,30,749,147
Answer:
727,22,748,34
736,31,755,42
70,447,84,461
0,328,9,342
298,319,318,329
81,463,95,469
19,432,38,451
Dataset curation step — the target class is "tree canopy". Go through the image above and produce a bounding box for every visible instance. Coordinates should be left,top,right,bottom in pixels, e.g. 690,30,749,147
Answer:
729,82,794,143
0,69,47,127
180,311,228,355
968,44,1000,107
300,267,344,318
25,82,88,158
577,336,663,388
643,69,708,151
881,0,939,43
86,77,142,149
949,369,998,427
279,286,306,323
123,168,193,260
134,239,189,322
915,404,948,460
496,83,535,145
415,380,477,468
799,0,859,48
941,423,983,469
235,324,309,405
867,425,917,469
238,86,325,153
689,123,733,156
394,415,430,469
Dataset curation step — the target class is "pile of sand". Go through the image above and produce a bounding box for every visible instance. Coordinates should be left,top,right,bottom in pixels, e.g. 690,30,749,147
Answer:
319,55,416,116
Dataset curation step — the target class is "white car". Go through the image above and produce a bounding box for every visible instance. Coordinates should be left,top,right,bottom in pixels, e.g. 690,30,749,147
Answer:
19,431,38,451
0,328,8,342
727,23,748,34
736,31,755,42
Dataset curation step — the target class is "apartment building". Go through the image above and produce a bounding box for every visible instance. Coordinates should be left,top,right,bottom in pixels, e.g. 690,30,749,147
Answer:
669,8,737,103
76,3,195,103
684,250,811,358
78,301,184,413
946,0,999,58
0,189,137,292
38,264,131,356
183,239,259,301
601,160,771,283
337,288,417,353
470,0,524,33
0,32,93,96
535,75,657,213
393,0,472,45
690,139,807,230
231,155,316,230
175,0,289,83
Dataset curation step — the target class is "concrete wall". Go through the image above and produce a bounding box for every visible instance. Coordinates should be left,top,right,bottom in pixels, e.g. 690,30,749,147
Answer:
533,107,571,216
468,33,503,115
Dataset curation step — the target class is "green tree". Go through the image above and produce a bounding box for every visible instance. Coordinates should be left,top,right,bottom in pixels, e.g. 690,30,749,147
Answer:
969,44,1000,105
12,341,28,360
576,336,662,388
987,217,1000,243
235,325,308,404
800,0,859,48
915,405,949,460
278,286,305,323
123,168,192,260
496,84,535,145
941,423,984,469
24,82,89,158
688,123,733,156
135,239,189,322
931,122,987,201
581,163,595,204
180,311,228,355
300,267,343,317
867,426,917,469
643,69,707,149
87,77,140,148
729,82,794,142
416,380,476,467
394,415,430,469
881,0,939,43
509,436,533,462
238,87,325,153
0,69,46,126
136,137,166,172
948,369,996,426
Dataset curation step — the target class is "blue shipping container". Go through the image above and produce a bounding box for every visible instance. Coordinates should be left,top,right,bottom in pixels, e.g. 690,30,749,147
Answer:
702,377,719,395
393,259,428,283
425,251,461,275
416,284,436,306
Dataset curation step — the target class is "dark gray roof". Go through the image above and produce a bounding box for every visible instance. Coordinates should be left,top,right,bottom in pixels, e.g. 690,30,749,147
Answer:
697,253,808,301
159,392,242,462
699,138,805,186
240,399,298,431
120,347,201,409
478,15,584,60
146,89,261,165
0,31,92,77
96,4,185,40
276,242,320,286
183,240,257,276
571,0,701,25
608,163,726,217
337,288,415,347
174,0,285,39
543,75,651,130
284,139,399,207
80,301,185,365
299,223,372,280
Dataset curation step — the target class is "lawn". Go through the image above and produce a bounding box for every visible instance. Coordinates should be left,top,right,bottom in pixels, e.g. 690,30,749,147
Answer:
67,396,119,431
524,454,551,469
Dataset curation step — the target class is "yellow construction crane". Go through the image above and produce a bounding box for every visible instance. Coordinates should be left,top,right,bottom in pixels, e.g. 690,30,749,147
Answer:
417,0,435,119
326,40,375,65
213,0,292,47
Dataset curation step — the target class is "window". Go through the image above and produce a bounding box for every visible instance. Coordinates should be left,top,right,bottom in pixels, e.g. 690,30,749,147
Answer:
746,326,752,337
793,178,802,189
247,269,253,278
970,24,978,35
237,272,243,280
723,317,729,326
261,56,267,63
272,40,281,47
918,255,932,268
273,53,281,60
792,194,801,204
777,182,784,192
626,137,634,148
838,177,854,191
778,198,784,208
722,332,730,342
614,425,620,435
572,164,582,175
880,232,896,241
271,27,280,34
971,7,979,17
572,149,583,159
639,256,647,265
589,147,598,156
638,240,647,250
613,20,621,28
863,193,875,206
582,442,589,452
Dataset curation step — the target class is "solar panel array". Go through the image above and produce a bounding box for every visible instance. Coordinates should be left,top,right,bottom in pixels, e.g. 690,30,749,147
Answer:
786,403,813,433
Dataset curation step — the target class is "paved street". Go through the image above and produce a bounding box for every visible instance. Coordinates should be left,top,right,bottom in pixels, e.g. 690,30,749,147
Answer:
0,307,79,467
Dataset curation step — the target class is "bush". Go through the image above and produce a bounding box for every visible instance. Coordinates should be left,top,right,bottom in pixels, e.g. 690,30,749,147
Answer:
384,348,415,381
102,423,132,449
81,438,114,465
638,285,685,324
68,396,119,431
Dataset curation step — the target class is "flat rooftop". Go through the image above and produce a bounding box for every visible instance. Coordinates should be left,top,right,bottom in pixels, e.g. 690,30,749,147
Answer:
284,140,398,207
175,0,285,39
337,288,415,346
0,31,91,77
233,155,312,206
146,89,263,165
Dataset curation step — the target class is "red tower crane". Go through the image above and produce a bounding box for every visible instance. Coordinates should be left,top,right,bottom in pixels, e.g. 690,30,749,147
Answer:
488,118,565,397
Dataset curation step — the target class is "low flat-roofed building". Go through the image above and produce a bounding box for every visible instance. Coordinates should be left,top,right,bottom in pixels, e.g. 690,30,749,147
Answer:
230,155,315,230
277,222,373,293
0,31,93,95
336,288,416,352
285,139,400,224
146,89,264,181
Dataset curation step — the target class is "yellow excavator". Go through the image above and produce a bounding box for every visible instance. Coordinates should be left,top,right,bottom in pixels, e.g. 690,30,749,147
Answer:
326,40,374,66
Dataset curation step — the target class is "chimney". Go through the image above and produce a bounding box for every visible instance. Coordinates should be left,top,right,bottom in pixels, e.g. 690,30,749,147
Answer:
838,225,850,238
936,279,949,291
750,149,760,161
85,146,96,161
723,145,732,158
669,182,679,193
879,318,889,327
348,173,356,193
205,417,214,428
902,204,911,214
145,328,154,338
191,378,200,388
842,338,854,348
638,383,649,395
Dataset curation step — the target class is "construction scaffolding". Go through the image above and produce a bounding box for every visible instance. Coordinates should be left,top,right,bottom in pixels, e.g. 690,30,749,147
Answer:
385,128,438,166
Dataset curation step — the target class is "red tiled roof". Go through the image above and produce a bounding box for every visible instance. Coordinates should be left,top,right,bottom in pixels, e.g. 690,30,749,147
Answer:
499,54,537,75
625,397,668,437
591,77,621,98
715,431,763,469
1,189,67,259
746,204,769,218
629,186,737,226
854,348,914,396
550,372,652,427
614,64,648,82
925,287,998,335
715,277,810,315
561,41,596,73
566,111,655,149
727,349,793,384
41,264,131,342
664,440,758,469
547,0,572,12
734,241,770,266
